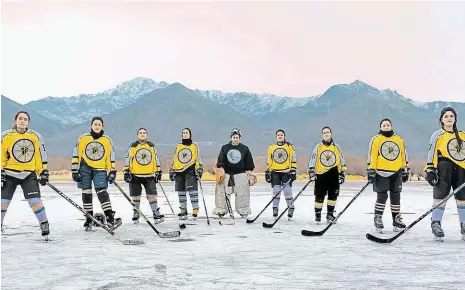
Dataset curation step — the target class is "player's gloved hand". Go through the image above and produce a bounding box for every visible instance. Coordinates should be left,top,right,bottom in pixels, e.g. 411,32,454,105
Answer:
307,168,316,180
196,167,203,180
401,168,410,183
155,171,162,183
124,171,132,183
72,170,82,183
425,168,439,186
169,169,176,181
338,171,345,185
288,169,297,182
39,169,49,186
108,170,117,184
265,170,272,183
367,168,376,184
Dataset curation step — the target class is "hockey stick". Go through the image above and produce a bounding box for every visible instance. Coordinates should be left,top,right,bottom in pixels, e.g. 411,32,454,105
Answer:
219,179,236,225
302,181,370,236
262,179,313,228
366,181,465,244
246,180,291,224
47,182,145,245
113,182,181,238
157,182,187,230
197,179,211,225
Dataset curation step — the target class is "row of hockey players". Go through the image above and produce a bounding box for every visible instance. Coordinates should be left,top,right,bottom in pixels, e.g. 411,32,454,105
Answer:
1,107,464,240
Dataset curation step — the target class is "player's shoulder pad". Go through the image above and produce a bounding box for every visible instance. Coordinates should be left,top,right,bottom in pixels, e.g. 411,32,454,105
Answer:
102,134,114,144
131,141,139,148
147,141,155,147
1,129,15,140
28,129,45,142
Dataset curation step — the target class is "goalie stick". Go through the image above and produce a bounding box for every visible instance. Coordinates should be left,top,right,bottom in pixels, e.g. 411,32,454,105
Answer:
47,182,145,245
219,179,236,225
113,182,181,238
262,179,313,228
197,179,211,225
246,180,291,224
366,181,465,244
302,181,370,236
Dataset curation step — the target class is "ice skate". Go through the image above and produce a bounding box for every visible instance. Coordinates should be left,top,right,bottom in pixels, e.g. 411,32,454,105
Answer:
431,220,444,241
288,207,295,220
327,212,336,224
83,212,94,231
460,223,465,241
105,210,122,231
40,221,50,241
374,214,384,233
178,207,188,220
392,215,406,232
153,208,165,224
273,207,278,218
132,209,140,224
315,212,321,223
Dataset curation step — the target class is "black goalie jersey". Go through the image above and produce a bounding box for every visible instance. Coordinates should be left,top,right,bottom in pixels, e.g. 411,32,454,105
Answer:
216,142,255,175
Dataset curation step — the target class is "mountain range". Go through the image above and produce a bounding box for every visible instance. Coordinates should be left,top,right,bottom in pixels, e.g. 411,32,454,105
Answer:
2,77,464,160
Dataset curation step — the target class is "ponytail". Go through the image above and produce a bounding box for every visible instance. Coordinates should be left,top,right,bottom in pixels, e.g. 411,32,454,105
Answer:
453,124,463,152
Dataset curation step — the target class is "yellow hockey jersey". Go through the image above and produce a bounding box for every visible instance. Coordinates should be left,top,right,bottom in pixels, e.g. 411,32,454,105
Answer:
1,129,48,179
123,141,161,177
367,134,408,177
425,129,465,170
171,142,203,172
71,133,116,172
308,142,347,175
266,143,297,173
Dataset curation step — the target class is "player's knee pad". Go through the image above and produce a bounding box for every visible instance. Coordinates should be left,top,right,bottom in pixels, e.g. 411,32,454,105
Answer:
272,185,281,195
390,191,401,204
95,188,110,203
376,191,388,203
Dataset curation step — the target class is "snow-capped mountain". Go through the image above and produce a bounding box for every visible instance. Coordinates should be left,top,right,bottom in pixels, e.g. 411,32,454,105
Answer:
195,89,317,117
25,77,169,125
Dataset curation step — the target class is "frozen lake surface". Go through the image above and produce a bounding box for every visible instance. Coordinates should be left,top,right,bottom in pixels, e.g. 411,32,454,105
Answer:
2,180,464,290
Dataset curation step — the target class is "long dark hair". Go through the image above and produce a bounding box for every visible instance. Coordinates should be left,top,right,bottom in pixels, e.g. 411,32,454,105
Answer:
440,107,462,152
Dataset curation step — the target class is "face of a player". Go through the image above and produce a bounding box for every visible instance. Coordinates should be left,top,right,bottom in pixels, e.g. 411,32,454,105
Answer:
182,129,191,139
380,121,392,132
276,132,285,142
15,113,29,130
441,111,455,128
231,134,240,145
322,128,332,142
91,120,103,133
138,129,148,141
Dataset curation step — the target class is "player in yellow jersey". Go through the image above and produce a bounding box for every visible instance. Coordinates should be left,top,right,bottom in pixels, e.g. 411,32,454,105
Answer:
123,128,164,224
169,128,203,220
71,117,120,231
425,107,465,241
308,127,347,223
367,119,409,233
1,111,50,240
265,130,297,219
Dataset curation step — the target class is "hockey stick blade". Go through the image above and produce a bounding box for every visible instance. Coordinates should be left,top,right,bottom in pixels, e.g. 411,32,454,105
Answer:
158,231,181,238
122,239,146,245
245,218,256,224
365,181,465,244
219,219,236,225
262,221,275,228
301,226,331,237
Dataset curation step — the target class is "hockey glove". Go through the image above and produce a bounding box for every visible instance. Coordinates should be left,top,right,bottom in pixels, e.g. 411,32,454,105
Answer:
196,167,203,180
307,168,316,180
215,167,225,184
265,170,272,183
72,170,82,183
425,168,439,186
247,171,257,186
124,171,132,183
39,170,49,186
1,170,6,188
338,171,345,185
367,168,376,184
108,170,117,184
155,171,162,183
169,169,176,181
401,168,410,183
288,169,297,182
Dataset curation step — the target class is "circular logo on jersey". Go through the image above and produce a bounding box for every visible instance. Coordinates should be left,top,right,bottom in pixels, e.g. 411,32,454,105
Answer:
319,150,336,167
177,148,192,164
85,141,105,161
12,139,35,163
135,148,152,165
272,148,288,164
380,141,400,161
227,149,242,164
447,138,465,161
